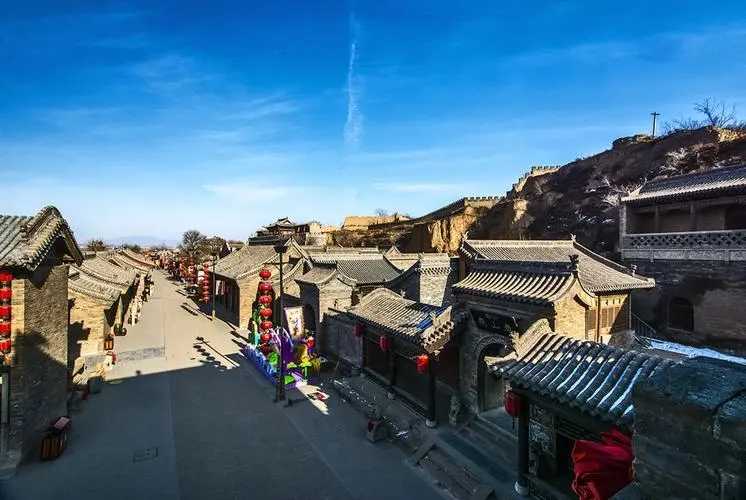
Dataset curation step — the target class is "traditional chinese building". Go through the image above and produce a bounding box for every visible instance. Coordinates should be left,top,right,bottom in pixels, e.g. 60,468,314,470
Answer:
455,238,654,418
620,164,746,353
489,331,674,498
344,288,467,424
0,206,83,475
212,242,306,328
67,257,137,377
248,217,325,246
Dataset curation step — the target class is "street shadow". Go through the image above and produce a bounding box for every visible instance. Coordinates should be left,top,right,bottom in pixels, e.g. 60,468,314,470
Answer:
180,304,198,316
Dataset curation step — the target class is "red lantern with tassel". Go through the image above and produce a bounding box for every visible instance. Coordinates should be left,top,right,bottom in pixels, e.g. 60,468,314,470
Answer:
259,307,272,319
416,354,429,374
259,268,272,280
504,389,522,418
0,323,10,336
0,288,11,300
0,338,12,353
0,306,10,319
0,272,12,284
306,337,315,349
260,320,273,331
259,282,272,293
378,335,390,352
259,295,272,306
260,332,271,343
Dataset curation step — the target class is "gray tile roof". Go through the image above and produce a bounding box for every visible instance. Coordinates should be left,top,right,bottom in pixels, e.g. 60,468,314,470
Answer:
384,253,422,271
295,265,343,286
213,245,278,280
454,261,575,304
0,206,83,271
309,252,402,284
110,252,150,274
121,249,154,268
347,288,465,351
493,332,677,429
622,164,746,203
462,239,654,293
68,267,120,306
79,256,137,289
337,258,401,284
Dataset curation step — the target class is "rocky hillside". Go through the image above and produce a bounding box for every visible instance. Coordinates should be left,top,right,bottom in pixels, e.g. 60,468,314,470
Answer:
470,127,746,255
331,126,746,255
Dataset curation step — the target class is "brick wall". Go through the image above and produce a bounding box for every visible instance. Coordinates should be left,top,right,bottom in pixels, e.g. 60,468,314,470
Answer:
1,263,70,474
68,290,115,374
322,309,361,367
633,357,746,499
626,259,746,353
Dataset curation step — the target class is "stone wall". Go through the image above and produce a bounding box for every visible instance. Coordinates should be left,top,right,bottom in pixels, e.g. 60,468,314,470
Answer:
67,290,115,374
302,279,353,334
2,263,70,474
321,309,361,367
418,261,458,307
626,258,746,353
633,357,746,499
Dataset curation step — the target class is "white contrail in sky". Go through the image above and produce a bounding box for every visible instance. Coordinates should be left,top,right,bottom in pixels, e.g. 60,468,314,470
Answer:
344,15,362,147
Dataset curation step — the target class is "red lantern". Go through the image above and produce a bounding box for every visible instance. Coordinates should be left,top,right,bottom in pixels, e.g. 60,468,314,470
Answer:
0,272,11,284
258,282,272,293
0,288,11,300
353,323,365,337
259,307,272,319
260,320,273,331
259,295,272,306
0,306,9,319
0,323,10,335
504,390,522,418
378,335,390,352
306,337,315,349
0,338,11,353
260,332,271,343
416,354,429,374
259,268,272,280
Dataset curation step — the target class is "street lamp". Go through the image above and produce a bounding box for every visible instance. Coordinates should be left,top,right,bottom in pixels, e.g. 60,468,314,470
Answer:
273,240,289,403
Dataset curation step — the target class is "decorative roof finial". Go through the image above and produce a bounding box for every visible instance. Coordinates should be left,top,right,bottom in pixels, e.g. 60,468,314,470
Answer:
569,254,580,273
570,233,576,242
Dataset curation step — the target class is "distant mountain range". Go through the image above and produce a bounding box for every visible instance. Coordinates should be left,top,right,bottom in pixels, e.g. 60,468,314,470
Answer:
105,235,178,248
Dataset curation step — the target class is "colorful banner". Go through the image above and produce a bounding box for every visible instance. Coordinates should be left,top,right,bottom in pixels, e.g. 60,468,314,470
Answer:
284,306,304,339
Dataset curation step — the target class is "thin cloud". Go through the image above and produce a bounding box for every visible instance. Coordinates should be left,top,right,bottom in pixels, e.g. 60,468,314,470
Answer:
202,182,291,203
344,15,362,147
373,182,470,194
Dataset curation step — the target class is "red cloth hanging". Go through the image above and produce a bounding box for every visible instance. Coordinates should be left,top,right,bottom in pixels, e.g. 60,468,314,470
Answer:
571,428,634,500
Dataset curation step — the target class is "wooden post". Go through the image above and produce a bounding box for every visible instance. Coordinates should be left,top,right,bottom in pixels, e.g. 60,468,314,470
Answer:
515,399,530,496
654,206,661,233
387,350,397,398
426,357,437,428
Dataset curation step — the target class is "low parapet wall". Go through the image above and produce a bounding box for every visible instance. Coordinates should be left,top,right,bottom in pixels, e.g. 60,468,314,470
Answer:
632,356,746,499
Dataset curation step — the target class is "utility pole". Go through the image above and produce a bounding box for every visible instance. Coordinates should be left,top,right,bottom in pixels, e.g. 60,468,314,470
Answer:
650,112,660,139
211,254,216,320
273,241,288,403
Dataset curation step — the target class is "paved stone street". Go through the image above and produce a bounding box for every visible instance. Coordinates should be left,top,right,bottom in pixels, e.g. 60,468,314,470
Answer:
0,272,445,500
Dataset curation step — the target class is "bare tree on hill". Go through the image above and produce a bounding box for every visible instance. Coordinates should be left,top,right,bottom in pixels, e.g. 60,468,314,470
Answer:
664,98,746,134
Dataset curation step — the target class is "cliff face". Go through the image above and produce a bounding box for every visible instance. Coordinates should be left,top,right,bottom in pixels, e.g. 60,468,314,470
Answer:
329,127,746,254
470,127,746,254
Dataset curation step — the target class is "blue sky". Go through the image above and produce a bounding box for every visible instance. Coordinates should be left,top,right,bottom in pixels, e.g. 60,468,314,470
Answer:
2,1,746,244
